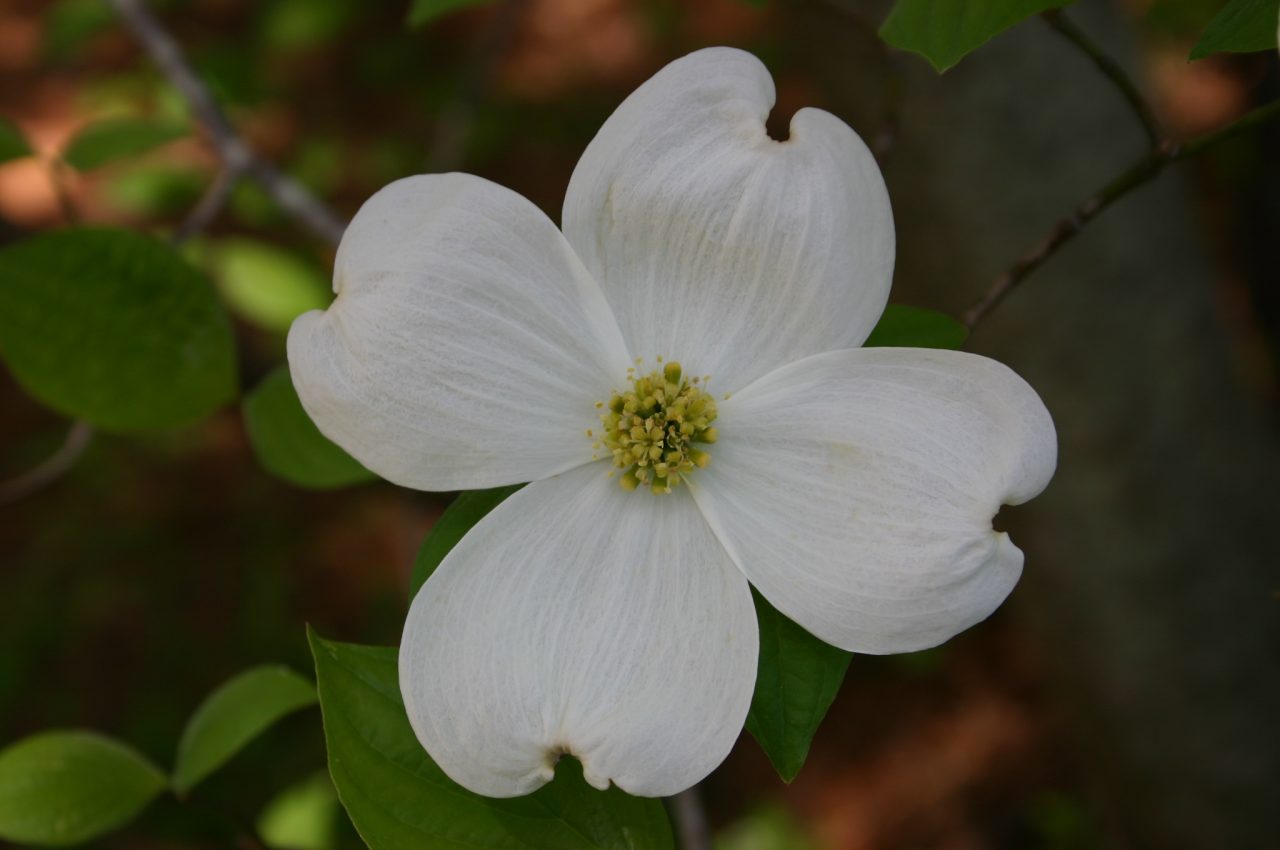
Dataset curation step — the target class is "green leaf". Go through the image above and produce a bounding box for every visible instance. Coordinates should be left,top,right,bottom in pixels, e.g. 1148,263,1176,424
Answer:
409,485,521,597
208,238,333,334
257,772,340,850
880,0,1074,72
0,117,32,165
863,304,968,349
0,731,167,846
406,0,495,28
744,593,850,783
0,228,237,432
243,366,375,489
173,666,317,795
62,117,187,171
43,0,114,60
1189,0,1279,59
309,630,674,850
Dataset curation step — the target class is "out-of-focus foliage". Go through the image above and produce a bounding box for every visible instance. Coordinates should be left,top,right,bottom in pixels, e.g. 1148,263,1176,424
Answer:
0,228,236,432
207,238,333,334
257,772,341,850
880,0,1074,71
43,0,115,61
1189,0,1280,58
409,485,522,596
406,0,496,29
62,117,188,171
243,367,376,490
309,631,676,850
173,666,318,795
716,805,817,850
0,117,31,165
0,731,167,847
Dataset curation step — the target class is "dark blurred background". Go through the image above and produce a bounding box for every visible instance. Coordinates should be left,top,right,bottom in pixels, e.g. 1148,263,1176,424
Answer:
2,1,1277,848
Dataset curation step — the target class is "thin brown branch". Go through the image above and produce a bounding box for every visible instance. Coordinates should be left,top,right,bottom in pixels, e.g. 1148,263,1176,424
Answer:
0,421,93,505
963,99,1280,330
1042,10,1162,148
107,0,346,247
668,786,711,850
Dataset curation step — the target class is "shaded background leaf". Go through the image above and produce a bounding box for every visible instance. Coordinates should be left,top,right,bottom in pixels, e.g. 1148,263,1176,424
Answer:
62,117,188,171
0,117,32,165
1188,0,1280,59
0,731,167,847
409,485,521,597
173,666,317,795
880,0,1073,71
243,366,376,490
0,228,236,432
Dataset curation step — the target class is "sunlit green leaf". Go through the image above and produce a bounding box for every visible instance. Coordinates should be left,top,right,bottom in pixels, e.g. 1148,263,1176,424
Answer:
309,630,674,850
863,304,968,349
173,666,317,795
409,485,521,597
0,228,237,432
880,0,1074,72
62,117,187,171
1189,0,1279,59
0,117,32,165
406,0,495,29
208,238,332,334
0,731,167,847
243,367,376,489
745,593,850,783
257,772,340,850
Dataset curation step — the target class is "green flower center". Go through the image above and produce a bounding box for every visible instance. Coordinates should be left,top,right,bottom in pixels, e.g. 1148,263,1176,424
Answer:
591,360,718,494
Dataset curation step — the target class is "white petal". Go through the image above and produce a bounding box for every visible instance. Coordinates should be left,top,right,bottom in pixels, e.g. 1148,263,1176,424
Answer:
287,174,631,491
562,47,894,395
692,348,1056,654
400,463,758,798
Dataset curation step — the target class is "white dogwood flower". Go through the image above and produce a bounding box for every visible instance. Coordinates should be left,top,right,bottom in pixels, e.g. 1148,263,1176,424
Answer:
288,47,1056,799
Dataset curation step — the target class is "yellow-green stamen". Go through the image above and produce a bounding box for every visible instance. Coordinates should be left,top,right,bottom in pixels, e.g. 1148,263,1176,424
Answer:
592,360,718,494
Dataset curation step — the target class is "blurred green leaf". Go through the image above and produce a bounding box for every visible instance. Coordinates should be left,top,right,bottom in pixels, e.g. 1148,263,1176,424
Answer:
308,630,675,850
103,165,206,217
261,0,361,51
0,117,32,165
62,117,187,171
173,666,317,795
745,593,850,783
44,0,114,61
257,772,340,850
243,366,376,489
409,485,521,597
209,238,332,334
880,0,1074,72
1189,0,1279,59
0,731,167,847
716,805,816,850
406,0,495,28
863,304,969,349
0,228,237,432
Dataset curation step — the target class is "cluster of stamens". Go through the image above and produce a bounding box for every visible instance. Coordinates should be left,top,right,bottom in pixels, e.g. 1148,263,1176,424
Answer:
590,359,718,494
